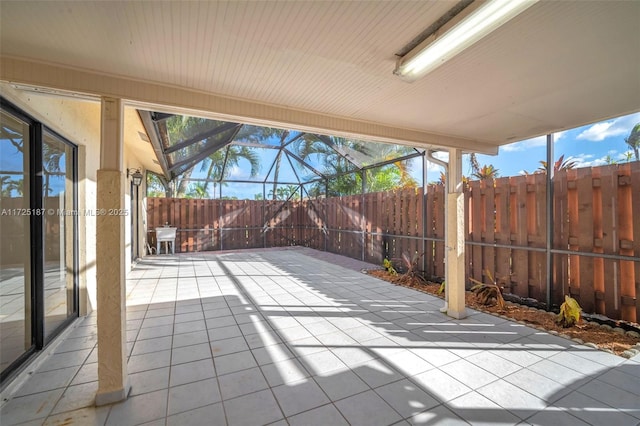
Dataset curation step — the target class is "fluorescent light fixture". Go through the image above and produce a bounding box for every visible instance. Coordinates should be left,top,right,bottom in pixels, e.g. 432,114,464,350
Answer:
394,0,538,81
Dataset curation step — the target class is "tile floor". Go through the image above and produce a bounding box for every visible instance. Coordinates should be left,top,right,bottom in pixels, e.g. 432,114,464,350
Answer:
1,247,639,425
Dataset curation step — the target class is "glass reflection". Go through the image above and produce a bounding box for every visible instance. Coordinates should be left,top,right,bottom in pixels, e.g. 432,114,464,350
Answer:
42,131,75,339
0,110,32,373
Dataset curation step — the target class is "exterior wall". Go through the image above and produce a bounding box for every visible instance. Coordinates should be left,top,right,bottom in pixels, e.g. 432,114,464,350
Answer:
0,83,146,314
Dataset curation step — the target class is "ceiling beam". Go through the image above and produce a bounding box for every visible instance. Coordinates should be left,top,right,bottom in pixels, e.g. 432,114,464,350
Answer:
0,56,498,154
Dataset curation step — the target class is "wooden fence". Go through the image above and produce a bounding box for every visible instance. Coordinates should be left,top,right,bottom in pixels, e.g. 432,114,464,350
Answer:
146,162,640,322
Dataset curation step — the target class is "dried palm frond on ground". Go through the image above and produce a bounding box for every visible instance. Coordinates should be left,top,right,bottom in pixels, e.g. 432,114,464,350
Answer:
469,269,505,310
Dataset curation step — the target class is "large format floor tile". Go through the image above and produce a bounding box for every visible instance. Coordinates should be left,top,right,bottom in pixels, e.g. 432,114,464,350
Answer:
1,248,636,426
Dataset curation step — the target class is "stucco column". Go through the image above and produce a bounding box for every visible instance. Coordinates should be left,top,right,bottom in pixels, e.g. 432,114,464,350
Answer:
95,97,130,405
445,148,467,319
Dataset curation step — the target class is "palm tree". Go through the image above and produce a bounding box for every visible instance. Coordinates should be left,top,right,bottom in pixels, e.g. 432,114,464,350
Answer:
162,116,263,197
294,135,363,196
186,182,208,199
472,164,499,180
624,123,640,161
146,172,167,197
267,185,299,200
366,144,418,190
164,116,234,196
0,176,14,197
198,145,260,196
7,178,24,197
468,153,481,176
42,142,64,196
296,136,416,196
536,154,577,174
268,130,291,200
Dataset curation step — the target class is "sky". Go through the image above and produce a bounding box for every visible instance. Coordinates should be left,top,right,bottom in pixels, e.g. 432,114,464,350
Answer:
189,110,640,198
448,111,640,181
3,111,639,199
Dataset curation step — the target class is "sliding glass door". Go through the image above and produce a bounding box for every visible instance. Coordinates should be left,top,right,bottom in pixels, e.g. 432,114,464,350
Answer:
0,109,33,375
42,131,76,340
0,100,78,382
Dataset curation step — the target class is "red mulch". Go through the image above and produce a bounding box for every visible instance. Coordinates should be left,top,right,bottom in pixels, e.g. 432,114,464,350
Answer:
367,269,639,356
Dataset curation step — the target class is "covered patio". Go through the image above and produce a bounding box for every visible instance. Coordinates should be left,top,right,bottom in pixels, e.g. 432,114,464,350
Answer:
2,248,639,425
1,1,639,423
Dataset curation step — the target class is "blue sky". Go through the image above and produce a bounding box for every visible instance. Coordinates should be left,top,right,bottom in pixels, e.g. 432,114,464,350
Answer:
424,111,640,183
196,110,640,198
3,110,638,199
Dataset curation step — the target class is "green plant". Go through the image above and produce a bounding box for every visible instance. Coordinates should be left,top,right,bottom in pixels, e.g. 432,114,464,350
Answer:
556,295,581,327
383,258,397,276
469,269,505,310
400,252,427,285
437,281,445,295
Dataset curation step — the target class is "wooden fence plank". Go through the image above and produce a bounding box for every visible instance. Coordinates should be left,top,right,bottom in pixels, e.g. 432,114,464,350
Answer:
617,163,636,322
483,179,496,285
510,176,529,298
553,169,570,305
631,162,640,323
415,188,425,272
433,184,445,279
528,173,546,301
144,161,639,322
577,167,596,313
424,189,434,276
409,187,419,260
494,177,511,293
600,166,619,319
470,181,484,284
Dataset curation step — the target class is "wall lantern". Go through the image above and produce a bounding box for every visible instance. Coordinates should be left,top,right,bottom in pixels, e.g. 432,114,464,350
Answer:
127,168,143,186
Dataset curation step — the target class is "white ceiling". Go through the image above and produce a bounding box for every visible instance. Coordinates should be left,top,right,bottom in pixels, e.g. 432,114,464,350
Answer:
1,1,639,153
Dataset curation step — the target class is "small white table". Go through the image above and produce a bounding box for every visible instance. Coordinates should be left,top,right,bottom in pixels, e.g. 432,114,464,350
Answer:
155,227,177,254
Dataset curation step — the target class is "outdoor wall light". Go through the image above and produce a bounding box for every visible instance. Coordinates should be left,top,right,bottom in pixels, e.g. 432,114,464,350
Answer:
127,168,143,186
394,0,538,81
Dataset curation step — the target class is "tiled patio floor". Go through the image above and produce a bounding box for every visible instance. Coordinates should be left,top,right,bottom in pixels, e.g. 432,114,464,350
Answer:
2,247,639,425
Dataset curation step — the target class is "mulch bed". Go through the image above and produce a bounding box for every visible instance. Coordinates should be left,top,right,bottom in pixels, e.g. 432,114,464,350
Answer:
366,269,640,357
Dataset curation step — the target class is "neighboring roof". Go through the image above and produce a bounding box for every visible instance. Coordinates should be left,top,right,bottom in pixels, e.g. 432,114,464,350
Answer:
1,1,638,152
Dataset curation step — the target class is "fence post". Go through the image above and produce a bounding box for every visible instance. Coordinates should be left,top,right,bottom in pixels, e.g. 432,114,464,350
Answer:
422,154,427,273
361,170,366,261
546,133,554,308
219,183,223,251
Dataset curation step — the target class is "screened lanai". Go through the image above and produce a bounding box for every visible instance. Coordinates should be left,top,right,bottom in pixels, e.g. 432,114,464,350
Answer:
1,0,639,419
138,108,449,281
139,109,428,200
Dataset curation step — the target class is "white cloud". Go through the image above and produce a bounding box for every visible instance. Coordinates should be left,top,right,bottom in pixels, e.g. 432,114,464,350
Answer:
500,131,566,153
427,164,445,173
227,165,244,178
569,153,614,168
429,151,449,162
576,112,640,142
500,136,547,152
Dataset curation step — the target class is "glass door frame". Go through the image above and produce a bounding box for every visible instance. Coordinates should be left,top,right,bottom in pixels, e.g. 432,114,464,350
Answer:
0,97,79,383
39,127,79,346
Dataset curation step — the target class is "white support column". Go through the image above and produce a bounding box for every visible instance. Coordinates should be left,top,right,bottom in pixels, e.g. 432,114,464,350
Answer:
95,97,131,405
445,148,467,319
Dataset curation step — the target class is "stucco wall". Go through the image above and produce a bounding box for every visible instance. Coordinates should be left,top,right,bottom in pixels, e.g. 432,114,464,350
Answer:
0,84,146,314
